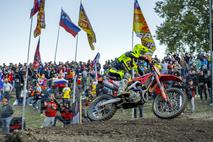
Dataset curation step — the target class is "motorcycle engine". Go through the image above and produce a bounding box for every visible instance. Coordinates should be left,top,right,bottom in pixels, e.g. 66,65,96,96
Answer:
129,90,141,103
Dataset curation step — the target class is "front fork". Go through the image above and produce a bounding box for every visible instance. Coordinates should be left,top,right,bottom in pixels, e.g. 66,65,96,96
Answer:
154,72,168,101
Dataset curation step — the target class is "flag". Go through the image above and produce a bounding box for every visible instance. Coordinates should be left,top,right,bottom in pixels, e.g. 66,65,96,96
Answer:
53,78,68,88
92,52,100,64
60,9,81,37
33,39,41,70
78,3,96,50
133,0,156,51
34,22,41,38
39,0,46,29
30,0,40,18
34,0,46,38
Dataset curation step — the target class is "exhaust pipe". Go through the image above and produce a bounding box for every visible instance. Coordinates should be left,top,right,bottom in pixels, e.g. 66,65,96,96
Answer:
99,98,121,106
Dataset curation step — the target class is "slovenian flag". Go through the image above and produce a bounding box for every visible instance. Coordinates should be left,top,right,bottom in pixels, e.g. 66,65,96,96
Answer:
60,9,81,37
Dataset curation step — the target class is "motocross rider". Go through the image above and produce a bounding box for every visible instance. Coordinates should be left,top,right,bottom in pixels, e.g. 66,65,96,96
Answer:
107,44,153,101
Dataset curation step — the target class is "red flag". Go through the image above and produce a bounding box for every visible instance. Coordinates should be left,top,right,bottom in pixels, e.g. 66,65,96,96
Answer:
33,39,41,69
30,0,40,18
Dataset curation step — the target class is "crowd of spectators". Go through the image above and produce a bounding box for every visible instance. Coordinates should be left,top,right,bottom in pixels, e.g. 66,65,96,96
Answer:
0,60,101,128
161,52,212,112
0,51,212,131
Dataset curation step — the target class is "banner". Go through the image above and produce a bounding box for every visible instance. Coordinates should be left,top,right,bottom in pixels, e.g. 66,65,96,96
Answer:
33,38,41,70
30,0,40,18
133,0,156,51
34,0,45,38
92,52,100,64
78,3,96,50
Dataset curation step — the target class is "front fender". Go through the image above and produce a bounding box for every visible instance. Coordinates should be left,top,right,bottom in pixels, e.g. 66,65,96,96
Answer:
149,74,182,94
159,74,182,82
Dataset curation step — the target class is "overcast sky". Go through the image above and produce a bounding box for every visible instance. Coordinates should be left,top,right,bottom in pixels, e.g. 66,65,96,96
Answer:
0,0,165,65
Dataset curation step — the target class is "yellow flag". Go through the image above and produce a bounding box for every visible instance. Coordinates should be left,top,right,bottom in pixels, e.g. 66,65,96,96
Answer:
133,0,156,52
34,0,45,38
78,3,96,50
34,22,41,37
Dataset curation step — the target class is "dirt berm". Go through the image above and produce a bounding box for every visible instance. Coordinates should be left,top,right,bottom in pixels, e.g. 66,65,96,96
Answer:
3,118,213,142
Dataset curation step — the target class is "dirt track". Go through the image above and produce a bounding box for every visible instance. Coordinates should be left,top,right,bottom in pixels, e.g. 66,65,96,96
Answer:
3,118,213,142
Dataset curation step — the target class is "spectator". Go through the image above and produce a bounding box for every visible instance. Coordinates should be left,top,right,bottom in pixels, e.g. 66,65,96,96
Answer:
133,105,144,119
14,75,24,105
53,103,73,126
197,70,208,102
0,98,14,134
173,60,181,73
185,70,196,86
167,61,174,74
96,76,104,96
205,70,212,105
62,84,71,106
185,79,196,113
82,67,88,92
161,60,168,74
33,82,42,109
2,79,13,101
42,94,58,127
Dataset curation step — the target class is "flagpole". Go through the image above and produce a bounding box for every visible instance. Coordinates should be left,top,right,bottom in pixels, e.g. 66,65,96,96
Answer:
22,17,33,130
72,33,79,123
75,34,83,124
78,0,82,123
74,34,79,62
94,63,98,82
131,31,136,119
73,34,78,104
131,1,135,119
209,0,213,106
54,25,61,63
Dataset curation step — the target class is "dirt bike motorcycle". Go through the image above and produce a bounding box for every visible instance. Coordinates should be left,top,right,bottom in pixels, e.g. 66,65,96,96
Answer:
87,58,187,121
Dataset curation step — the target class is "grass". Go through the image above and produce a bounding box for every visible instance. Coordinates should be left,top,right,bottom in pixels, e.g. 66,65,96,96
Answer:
13,105,44,128
112,97,213,120
10,95,213,129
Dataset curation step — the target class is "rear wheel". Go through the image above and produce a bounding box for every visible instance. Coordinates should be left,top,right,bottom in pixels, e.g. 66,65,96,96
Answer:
87,94,117,121
152,88,187,119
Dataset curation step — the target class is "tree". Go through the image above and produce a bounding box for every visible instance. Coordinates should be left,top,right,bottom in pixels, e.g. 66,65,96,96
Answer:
155,0,212,53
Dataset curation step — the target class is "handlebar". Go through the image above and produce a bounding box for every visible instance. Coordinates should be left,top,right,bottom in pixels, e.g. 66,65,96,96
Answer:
138,55,154,66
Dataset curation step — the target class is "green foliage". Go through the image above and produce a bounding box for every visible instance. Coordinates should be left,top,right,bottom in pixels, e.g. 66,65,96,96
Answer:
155,0,212,53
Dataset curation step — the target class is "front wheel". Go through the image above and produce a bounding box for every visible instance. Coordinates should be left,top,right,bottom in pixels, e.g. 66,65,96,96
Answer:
152,88,187,119
87,94,117,121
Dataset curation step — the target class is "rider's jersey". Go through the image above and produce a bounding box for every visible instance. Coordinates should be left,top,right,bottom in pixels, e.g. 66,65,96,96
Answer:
116,51,138,73
108,51,139,80
108,44,154,80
